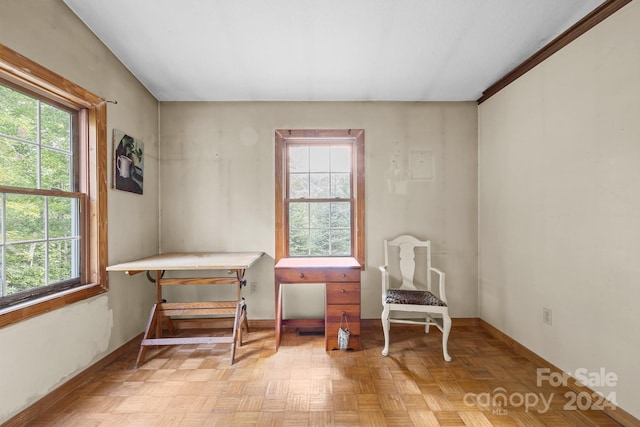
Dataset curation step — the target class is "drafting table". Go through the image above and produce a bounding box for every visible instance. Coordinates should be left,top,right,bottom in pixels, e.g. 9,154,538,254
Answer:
107,252,264,367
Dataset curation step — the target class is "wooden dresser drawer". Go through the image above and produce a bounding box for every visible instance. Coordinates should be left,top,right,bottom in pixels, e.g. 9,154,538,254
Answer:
325,305,361,334
275,268,359,283
325,304,361,351
326,283,360,305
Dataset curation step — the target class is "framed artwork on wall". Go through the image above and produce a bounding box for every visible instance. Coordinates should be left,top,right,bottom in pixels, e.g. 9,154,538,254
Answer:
112,129,143,194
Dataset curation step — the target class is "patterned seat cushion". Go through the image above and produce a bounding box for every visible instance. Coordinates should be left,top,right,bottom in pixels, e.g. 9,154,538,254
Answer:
384,289,447,307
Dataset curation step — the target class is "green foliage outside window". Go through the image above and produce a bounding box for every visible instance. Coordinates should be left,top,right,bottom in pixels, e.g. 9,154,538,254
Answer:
0,84,79,298
288,145,352,257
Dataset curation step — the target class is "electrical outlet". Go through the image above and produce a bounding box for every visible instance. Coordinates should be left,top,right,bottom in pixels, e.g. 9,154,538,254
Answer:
543,307,552,325
250,282,257,293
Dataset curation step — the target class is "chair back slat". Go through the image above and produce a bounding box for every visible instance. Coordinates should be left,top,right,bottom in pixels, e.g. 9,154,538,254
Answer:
398,243,417,290
384,235,432,292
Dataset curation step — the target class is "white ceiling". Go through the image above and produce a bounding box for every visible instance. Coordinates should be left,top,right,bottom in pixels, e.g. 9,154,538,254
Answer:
63,0,604,102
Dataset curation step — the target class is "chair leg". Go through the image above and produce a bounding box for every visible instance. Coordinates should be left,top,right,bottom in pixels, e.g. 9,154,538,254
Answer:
425,314,431,334
381,305,391,356
442,312,452,362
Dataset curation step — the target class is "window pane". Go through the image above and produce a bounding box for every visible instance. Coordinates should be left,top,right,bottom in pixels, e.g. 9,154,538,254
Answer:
289,173,309,198
5,242,45,295
289,202,308,229
0,137,38,188
0,195,3,291
309,202,330,228
41,148,72,191
289,146,308,172
48,240,78,284
0,85,37,142
309,173,330,198
289,229,309,256
331,173,351,198
310,228,330,256
331,202,351,228
289,202,352,257
309,146,330,172
0,196,3,245
0,248,3,294
331,146,351,172
331,229,351,256
5,194,45,242
48,197,77,239
40,102,71,150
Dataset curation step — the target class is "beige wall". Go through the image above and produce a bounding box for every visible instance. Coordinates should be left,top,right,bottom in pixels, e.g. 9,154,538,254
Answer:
159,102,478,320
478,1,640,418
4,0,636,422
3,0,637,421
0,0,159,422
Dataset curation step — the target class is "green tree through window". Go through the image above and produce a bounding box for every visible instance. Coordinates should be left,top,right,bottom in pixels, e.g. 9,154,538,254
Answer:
288,145,352,256
0,83,80,300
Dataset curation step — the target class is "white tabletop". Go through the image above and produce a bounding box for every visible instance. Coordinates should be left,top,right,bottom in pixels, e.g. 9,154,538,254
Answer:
107,252,264,273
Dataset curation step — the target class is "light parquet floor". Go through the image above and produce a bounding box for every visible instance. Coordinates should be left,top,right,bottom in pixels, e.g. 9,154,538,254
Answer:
26,323,623,426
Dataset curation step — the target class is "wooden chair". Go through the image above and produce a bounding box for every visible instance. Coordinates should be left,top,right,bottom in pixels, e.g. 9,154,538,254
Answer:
380,235,451,361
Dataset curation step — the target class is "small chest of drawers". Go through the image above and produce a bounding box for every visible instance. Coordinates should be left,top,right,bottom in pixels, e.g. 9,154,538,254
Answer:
274,257,362,351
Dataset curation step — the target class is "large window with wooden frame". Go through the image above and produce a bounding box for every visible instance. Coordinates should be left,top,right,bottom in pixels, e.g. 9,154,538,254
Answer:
275,129,364,266
0,44,107,327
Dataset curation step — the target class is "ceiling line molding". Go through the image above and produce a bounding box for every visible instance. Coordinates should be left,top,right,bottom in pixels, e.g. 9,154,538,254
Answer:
477,0,632,105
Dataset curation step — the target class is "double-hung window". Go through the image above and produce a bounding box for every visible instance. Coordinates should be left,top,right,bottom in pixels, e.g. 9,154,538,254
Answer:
275,129,364,266
0,44,107,326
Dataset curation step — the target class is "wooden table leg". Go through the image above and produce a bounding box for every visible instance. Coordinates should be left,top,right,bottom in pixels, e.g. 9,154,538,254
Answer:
229,301,245,365
235,269,245,301
163,315,177,335
136,303,159,368
154,270,164,339
242,302,250,334
235,300,248,348
275,282,282,351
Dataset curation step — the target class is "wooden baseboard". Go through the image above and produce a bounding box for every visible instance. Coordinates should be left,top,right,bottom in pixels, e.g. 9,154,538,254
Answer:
449,317,481,327
480,319,640,427
2,333,143,427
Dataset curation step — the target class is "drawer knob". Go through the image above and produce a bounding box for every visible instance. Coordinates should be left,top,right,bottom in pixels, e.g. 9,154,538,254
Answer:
299,273,305,278
342,273,346,278
340,289,346,293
